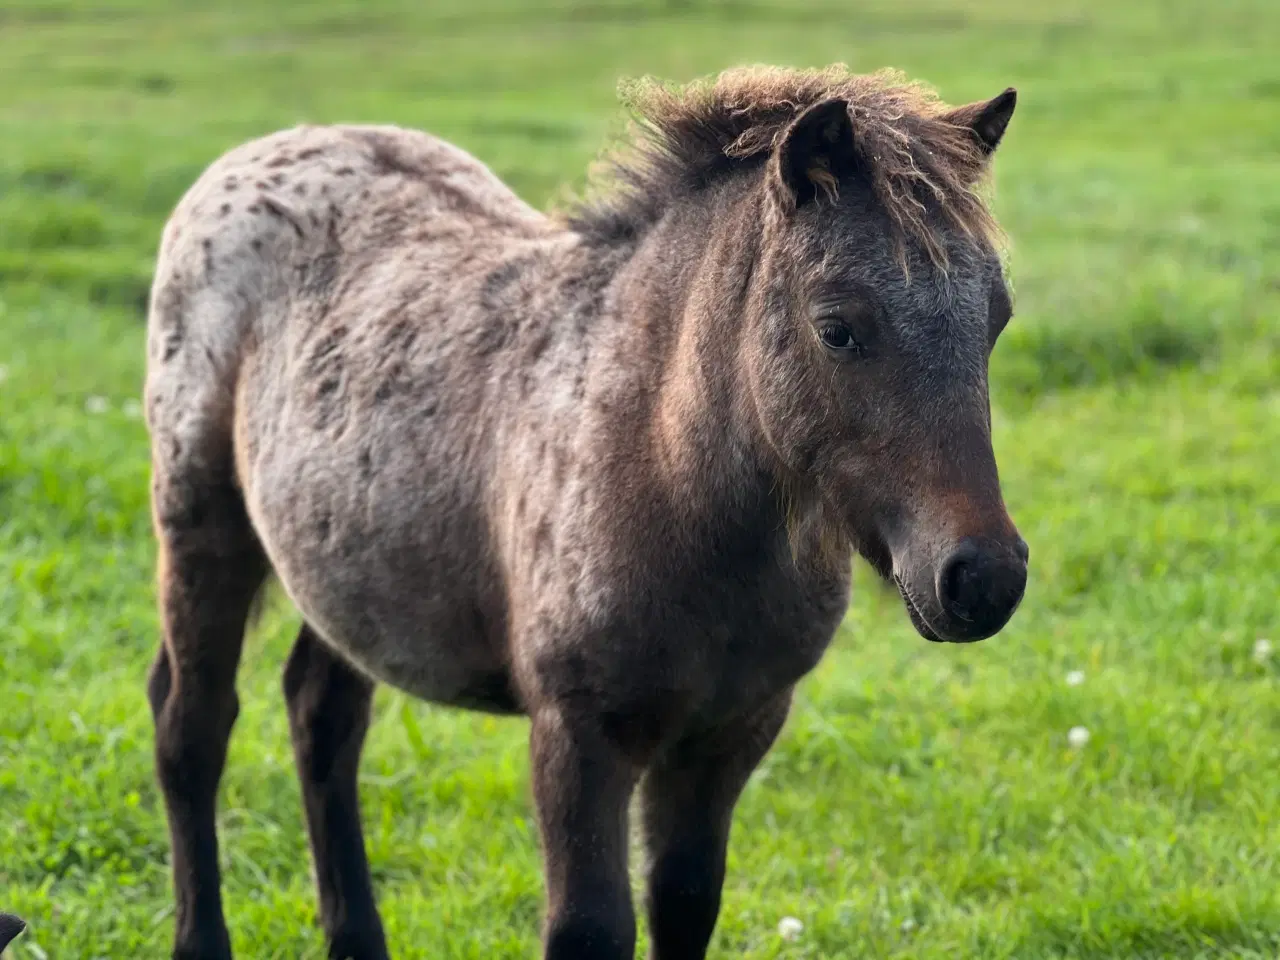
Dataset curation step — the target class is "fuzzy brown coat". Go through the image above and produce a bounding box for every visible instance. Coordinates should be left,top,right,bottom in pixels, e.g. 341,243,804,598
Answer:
144,66,1028,960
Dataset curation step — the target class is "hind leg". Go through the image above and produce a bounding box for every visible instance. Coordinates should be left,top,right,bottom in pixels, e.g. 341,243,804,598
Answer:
283,625,388,960
148,471,267,960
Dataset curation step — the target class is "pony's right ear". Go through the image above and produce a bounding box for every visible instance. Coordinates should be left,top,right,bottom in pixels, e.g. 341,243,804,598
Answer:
768,97,855,214
0,914,27,953
941,87,1017,157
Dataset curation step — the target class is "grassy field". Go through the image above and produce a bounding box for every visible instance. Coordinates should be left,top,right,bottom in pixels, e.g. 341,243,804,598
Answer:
1,0,1278,957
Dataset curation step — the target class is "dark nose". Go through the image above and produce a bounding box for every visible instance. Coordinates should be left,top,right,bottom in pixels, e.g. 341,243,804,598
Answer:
935,536,1028,640
1014,536,1030,563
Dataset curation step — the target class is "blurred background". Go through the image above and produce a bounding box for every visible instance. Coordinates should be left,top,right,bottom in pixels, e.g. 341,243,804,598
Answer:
0,1,1276,957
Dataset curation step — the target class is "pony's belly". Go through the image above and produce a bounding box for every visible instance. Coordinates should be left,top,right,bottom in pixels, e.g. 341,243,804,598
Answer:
285,577,518,710
249,488,515,709
242,404,517,708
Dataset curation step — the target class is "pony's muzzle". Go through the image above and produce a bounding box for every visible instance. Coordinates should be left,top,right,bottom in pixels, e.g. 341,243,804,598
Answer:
932,535,1028,642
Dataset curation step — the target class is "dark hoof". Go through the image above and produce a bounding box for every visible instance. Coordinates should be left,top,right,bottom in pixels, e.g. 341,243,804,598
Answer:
328,927,391,960
172,938,233,960
0,914,27,952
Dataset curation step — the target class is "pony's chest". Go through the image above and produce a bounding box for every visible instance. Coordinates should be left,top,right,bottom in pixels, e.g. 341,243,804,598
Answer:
702,572,849,701
564,556,851,721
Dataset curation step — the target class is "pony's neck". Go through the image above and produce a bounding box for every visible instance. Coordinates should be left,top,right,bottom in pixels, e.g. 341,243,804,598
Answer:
599,178,781,528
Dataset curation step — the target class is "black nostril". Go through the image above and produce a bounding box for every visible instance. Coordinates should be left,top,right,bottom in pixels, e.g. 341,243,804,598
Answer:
1014,536,1030,563
934,536,1029,638
938,544,983,621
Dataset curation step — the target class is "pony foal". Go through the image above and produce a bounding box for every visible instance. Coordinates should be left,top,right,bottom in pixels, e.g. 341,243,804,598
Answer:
144,66,1027,959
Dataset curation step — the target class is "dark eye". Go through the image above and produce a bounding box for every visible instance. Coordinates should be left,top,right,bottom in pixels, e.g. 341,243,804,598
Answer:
818,323,859,356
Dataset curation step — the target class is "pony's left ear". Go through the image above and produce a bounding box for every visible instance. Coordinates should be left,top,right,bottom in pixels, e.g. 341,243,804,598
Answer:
769,97,856,213
941,87,1017,156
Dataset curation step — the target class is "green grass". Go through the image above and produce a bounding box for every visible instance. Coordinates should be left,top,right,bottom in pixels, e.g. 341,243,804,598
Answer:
1,0,1278,957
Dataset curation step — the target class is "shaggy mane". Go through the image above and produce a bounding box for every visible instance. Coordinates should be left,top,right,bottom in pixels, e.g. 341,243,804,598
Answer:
565,65,1004,265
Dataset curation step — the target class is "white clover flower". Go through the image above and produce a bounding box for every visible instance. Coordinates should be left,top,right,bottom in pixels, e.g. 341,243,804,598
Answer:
1254,638,1272,663
1065,670,1085,687
122,398,143,418
777,916,804,941
85,395,109,414
1067,726,1090,749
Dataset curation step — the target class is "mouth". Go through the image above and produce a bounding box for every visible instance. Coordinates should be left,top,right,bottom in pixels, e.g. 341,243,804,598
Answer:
895,576,947,643
894,574,1022,644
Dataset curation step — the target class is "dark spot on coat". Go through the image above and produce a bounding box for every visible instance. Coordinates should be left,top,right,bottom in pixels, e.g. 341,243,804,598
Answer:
201,238,214,277
527,328,552,361
224,176,239,191
261,195,305,239
366,134,425,179
479,256,533,314
219,202,232,217
155,282,187,361
247,204,261,214
298,214,343,298
469,317,514,357
266,155,295,168
382,318,418,353
270,173,287,186
298,148,323,160
533,518,553,556
293,183,307,196
316,513,331,541
299,252,339,298
335,166,355,176
305,327,348,431
435,182,488,218
161,331,183,362
358,449,373,478
371,353,417,405
251,239,263,252
309,326,349,364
